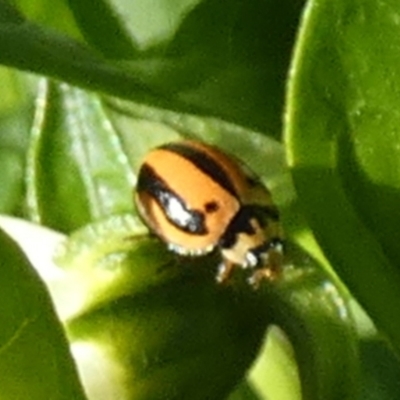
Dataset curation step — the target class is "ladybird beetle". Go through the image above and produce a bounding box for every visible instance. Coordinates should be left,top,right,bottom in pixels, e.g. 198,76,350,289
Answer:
134,140,283,286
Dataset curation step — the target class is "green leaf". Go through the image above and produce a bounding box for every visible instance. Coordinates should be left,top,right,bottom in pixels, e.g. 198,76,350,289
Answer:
0,0,24,23
249,326,301,400
1,214,390,400
0,224,86,400
26,80,133,232
66,0,304,133
228,380,261,400
13,0,80,38
117,0,304,134
54,218,359,400
0,13,184,112
0,150,23,213
358,337,400,400
259,249,359,400
286,0,400,355
67,0,140,59
66,0,199,57
0,66,35,215
0,0,304,134
49,215,271,400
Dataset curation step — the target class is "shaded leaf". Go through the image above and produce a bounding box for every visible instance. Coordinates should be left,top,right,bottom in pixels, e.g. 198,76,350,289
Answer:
53,215,271,400
14,0,80,37
67,0,200,57
258,246,359,400
119,0,304,134
286,0,400,355
0,0,304,134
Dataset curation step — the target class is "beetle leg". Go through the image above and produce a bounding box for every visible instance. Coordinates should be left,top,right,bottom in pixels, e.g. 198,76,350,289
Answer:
248,247,283,288
216,260,235,284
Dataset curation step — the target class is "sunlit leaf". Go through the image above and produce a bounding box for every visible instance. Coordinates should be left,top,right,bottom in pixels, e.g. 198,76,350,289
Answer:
26,80,133,231
0,223,86,400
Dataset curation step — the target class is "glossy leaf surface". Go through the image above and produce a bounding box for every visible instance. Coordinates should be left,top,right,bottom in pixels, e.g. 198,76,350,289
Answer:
286,0,400,355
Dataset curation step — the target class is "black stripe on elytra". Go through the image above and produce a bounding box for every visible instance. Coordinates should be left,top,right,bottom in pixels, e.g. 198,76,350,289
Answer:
137,164,208,235
219,205,280,249
160,142,238,198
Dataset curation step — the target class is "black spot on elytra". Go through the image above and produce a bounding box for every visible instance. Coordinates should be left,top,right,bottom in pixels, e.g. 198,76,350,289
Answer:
204,201,219,213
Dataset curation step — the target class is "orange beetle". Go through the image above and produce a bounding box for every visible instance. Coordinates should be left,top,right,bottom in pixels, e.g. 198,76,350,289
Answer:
135,140,283,285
